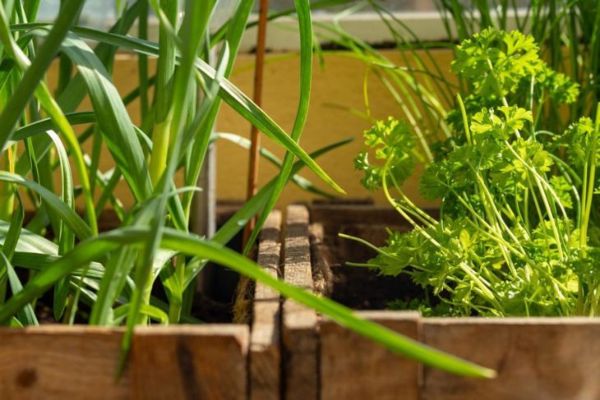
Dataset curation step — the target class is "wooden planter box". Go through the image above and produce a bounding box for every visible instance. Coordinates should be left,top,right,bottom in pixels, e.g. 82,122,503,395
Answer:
1,210,282,400
281,203,600,400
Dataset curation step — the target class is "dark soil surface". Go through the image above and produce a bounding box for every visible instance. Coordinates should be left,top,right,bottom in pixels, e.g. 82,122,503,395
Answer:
20,203,251,324
309,203,435,310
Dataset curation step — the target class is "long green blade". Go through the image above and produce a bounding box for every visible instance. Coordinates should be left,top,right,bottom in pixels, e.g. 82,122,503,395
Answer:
22,25,345,194
60,34,152,201
0,171,91,240
0,0,84,151
245,0,315,252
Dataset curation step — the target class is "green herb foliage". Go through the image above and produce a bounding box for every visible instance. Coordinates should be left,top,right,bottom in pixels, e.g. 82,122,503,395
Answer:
320,0,600,164
0,0,493,379
354,29,600,317
437,0,600,132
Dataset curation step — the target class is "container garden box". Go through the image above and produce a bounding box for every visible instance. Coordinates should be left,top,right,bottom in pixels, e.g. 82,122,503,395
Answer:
0,208,282,400
280,203,600,400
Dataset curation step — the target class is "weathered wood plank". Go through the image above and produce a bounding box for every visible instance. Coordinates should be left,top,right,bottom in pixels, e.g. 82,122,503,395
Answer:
307,222,332,296
0,325,249,400
250,211,282,400
0,326,128,400
309,204,400,226
422,318,600,400
131,325,249,400
320,311,420,400
309,204,438,234
282,205,318,400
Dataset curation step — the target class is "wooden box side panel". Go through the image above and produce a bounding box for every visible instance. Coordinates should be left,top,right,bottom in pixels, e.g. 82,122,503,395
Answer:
0,327,128,400
132,325,248,400
250,210,282,400
320,311,420,400
422,319,600,400
309,204,404,229
0,325,249,400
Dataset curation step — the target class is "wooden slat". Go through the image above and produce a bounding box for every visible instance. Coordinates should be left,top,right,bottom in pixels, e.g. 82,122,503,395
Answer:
422,318,600,400
131,325,248,400
320,311,420,400
0,326,128,400
282,205,318,400
250,211,282,400
0,325,249,400
309,204,401,226
309,204,438,233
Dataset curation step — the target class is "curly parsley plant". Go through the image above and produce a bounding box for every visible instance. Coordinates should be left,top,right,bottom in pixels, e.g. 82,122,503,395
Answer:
352,29,600,317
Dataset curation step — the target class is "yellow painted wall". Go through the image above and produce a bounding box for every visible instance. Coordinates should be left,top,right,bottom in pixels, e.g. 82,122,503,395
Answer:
48,49,455,209
214,49,453,207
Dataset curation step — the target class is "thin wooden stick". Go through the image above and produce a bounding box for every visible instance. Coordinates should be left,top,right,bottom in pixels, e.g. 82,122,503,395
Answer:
235,0,271,323
243,0,270,247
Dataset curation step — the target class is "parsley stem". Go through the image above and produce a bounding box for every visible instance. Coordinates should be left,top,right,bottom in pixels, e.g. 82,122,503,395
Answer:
579,103,600,253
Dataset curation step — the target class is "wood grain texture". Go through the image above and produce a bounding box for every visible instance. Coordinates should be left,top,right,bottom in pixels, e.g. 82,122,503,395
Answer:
0,326,129,400
131,325,248,400
282,205,318,400
0,325,249,400
320,311,420,400
309,204,438,234
423,318,600,400
307,222,332,296
250,211,282,400
309,204,401,227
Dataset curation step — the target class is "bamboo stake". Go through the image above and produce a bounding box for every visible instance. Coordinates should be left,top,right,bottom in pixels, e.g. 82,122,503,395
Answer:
244,0,270,243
